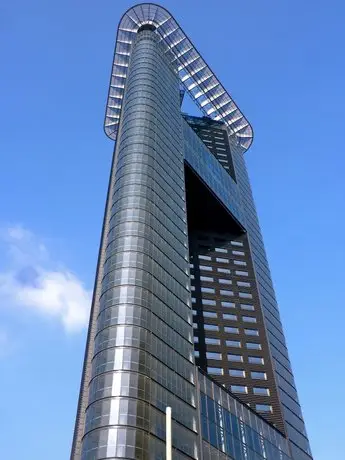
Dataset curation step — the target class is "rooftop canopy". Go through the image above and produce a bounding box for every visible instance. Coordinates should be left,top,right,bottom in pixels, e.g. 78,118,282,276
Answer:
104,3,253,152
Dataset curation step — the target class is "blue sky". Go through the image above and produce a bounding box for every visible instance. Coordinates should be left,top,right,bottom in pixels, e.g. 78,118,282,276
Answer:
1,0,344,458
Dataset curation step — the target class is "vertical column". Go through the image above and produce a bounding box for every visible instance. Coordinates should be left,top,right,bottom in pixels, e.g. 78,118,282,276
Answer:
231,141,312,459
81,30,198,459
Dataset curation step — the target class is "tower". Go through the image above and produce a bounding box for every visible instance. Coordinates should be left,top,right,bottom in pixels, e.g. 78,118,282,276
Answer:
71,5,313,460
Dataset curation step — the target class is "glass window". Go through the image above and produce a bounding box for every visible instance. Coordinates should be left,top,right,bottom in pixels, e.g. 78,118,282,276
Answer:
194,336,199,343
199,255,211,261
226,340,241,348
215,248,227,253
216,257,229,263
219,279,232,285
251,371,267,380
201,276,214,282
228,354,243,362
221,301,235,308
248,356,264,364
231,385,248,394
206,352,222,360
243,316,256,323
201,287,215,294
190,274,195,279
239,292,253,299
237,281,251,287
220,289,233,296
191,285,195,291
193,323,198,329
217,268,231,274
194,350,200,358
229,369,245,377
192,297,196,304
234,260,247,266
231,241,243,247
208,367,223,375
246,342,262,350
233,250,245,256
202,299,216,306
255,404,272,412
225,326,239,334
189,263,194,268
245,329,259,336
205,338,220,345
223,313,237,321
240,304,254,311
235,270,248,276
200,265,212,271
205,324,219,331
204,311,217,318
253,387,270,396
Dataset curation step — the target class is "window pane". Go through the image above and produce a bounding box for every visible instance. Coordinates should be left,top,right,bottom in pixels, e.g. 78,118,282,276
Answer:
229,369,245,377
244,329,259,336
231,385,247,393
248,356,264,364
208,367,223,375
243,316,256,323
246,342,262,350
205,324,219,331
221,301,235,308
226,340,241,348
200,265,212,271
204,311,217,318
205,338,220,345
228,354,243,362
253,387,270,396
251,371,267,380
207,352,222,360
225,327,239,334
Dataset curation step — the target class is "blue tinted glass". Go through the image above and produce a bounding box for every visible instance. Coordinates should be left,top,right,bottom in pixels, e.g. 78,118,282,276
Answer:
201,416,209,442
231,413,240,440
207,396,215,423
209,422,218,449
233,438,243,460
244,424,254,450
252,430,262,454
200,392,207,415
223,409,231,433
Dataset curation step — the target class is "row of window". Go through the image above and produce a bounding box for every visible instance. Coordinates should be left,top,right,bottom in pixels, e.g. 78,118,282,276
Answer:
192,276,251,288
196,266,249,276
194,336,261,350
191,286,253,298
194,324,259,336
192,298,254,311
197,254,246,263
206,366,267,381
204,352,264,365
193,313,256,323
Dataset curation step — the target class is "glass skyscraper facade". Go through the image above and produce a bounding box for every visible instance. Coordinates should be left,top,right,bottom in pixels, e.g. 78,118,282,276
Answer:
71,4,313,460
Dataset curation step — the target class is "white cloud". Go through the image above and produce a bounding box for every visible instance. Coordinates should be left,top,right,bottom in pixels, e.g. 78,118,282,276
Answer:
0,225,91,333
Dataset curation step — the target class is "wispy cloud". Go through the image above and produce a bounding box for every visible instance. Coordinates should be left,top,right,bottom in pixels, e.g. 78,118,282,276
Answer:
0,225,91,333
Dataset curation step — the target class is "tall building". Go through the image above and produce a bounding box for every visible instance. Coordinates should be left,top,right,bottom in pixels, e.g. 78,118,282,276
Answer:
71,4,313,460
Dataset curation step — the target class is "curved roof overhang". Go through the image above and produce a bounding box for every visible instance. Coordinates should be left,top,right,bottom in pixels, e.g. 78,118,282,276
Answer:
104,3,253,152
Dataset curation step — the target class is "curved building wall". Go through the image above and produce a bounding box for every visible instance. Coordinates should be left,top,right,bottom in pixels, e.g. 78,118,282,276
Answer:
79,30,198,460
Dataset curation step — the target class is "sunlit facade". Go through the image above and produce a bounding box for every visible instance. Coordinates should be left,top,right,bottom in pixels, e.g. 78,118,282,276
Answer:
71,4,313,460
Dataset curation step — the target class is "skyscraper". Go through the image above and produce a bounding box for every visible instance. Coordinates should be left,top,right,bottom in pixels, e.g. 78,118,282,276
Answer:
71,4,313,460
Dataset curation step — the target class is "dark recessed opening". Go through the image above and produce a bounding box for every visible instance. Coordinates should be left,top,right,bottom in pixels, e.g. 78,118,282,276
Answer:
137,24,156,33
